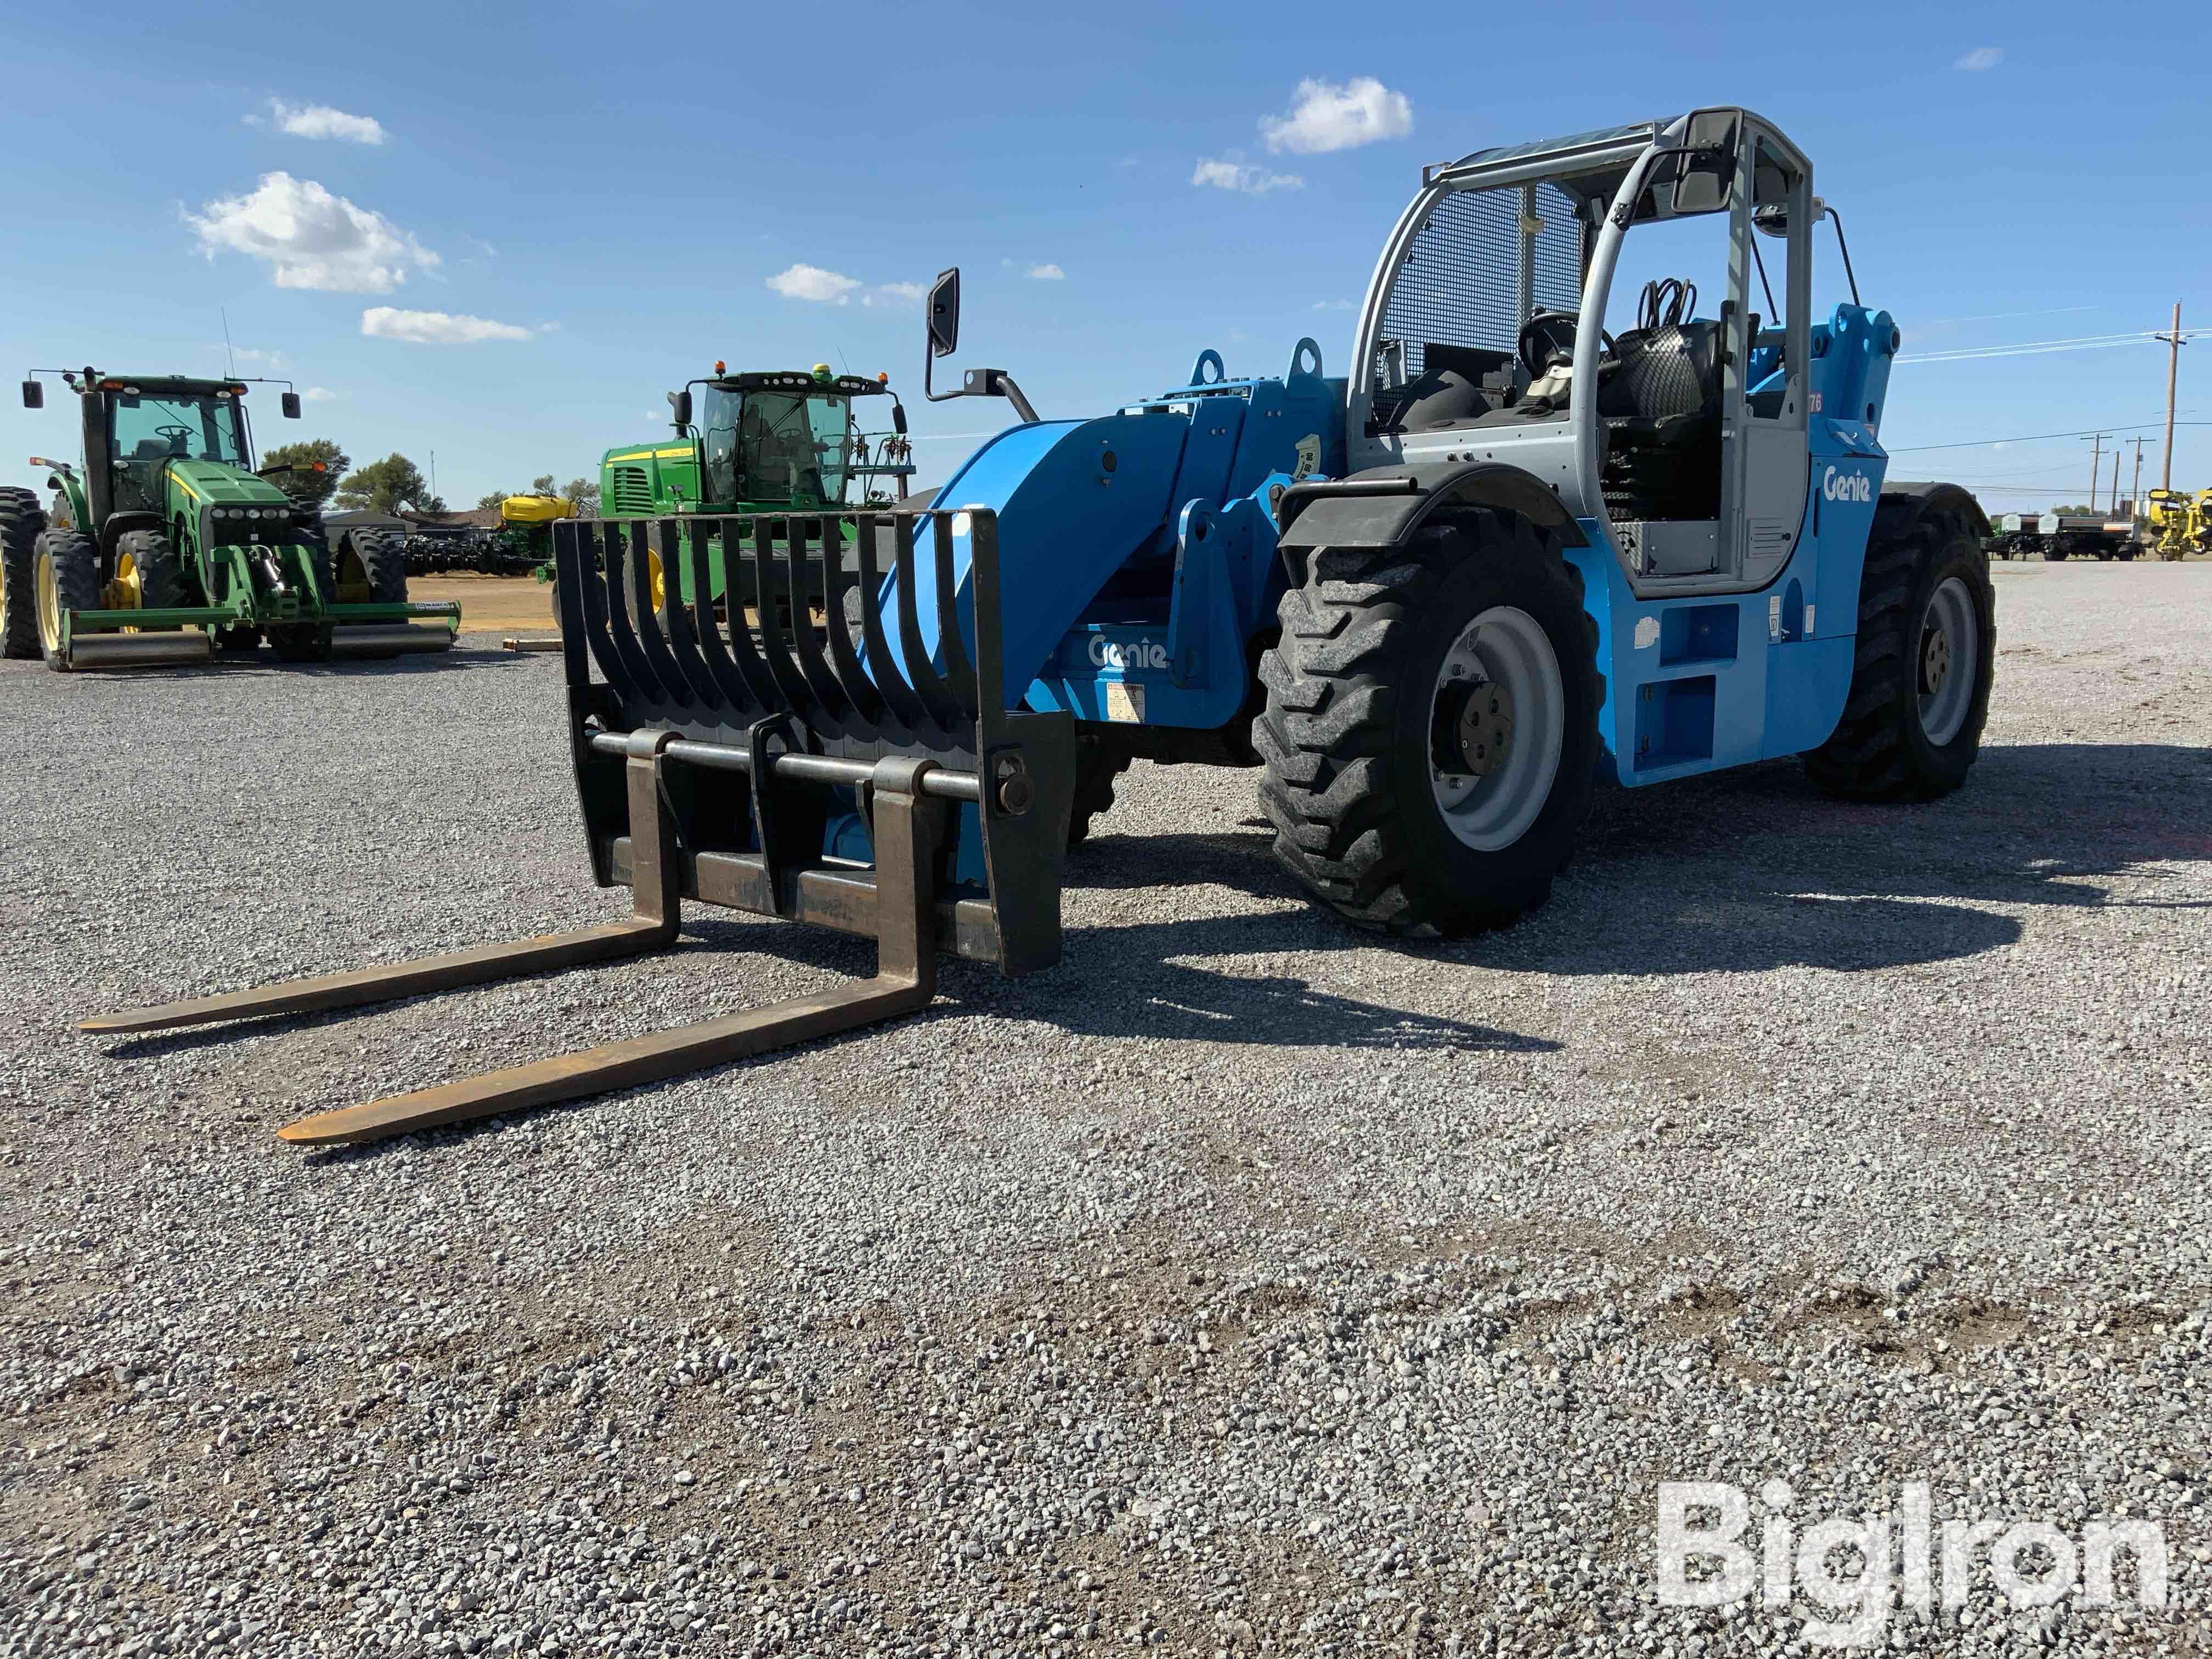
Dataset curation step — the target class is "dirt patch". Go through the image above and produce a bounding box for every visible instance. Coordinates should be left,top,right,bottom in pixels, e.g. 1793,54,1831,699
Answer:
410,575,554,634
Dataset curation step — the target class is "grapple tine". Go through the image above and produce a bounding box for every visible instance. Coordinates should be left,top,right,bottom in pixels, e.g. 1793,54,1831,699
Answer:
855,515,927,735
967,509,1009,721
552,521,592,687
819,515,882,724
685,521,760,718
602,523,672,707
785,516,849,719
712,518,782,712
931,512,979,715
894,518,959,731
656,520,723,713
630,521,693,708
749,517,815,716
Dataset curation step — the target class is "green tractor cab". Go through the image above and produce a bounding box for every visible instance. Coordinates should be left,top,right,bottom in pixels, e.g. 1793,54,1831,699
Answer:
556,363,917,612
4,368,460,671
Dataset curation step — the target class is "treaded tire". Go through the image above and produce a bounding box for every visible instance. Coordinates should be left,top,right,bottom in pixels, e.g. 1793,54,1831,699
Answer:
1068,736,1131,847
33,528,100,673
2041,545,2066,562
1255,510,1605,936
268,530,337,663
1,487,47,659
1803,517,1995,801
343,529,409,604
114,528,189,612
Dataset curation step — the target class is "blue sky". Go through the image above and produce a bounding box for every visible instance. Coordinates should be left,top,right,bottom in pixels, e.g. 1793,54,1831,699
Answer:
2,0,2206,512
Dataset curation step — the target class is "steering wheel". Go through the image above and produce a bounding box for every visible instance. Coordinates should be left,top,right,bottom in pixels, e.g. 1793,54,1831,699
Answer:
1517,310,1617,379
153,424,194,453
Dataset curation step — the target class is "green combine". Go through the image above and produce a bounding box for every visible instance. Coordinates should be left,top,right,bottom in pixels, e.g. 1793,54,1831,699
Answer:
539,363,915,610
3,368,459,671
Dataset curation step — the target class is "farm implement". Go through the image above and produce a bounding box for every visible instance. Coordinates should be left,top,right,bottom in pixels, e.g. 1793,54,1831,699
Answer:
84,108,1998,1146
4,369,458,670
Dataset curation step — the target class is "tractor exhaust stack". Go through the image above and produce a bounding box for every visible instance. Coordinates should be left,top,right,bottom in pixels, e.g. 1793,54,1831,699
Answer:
82,510,1075,1145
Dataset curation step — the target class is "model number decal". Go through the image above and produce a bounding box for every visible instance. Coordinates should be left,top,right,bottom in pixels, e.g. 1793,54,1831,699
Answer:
1821,466,1871,504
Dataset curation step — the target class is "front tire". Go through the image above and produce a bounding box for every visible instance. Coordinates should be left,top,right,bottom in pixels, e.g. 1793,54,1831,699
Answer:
33,528,100,672
341,529,409,603
0,486,47,658
1804,518,1995,801
1255,511,1605,935
112,528,188,613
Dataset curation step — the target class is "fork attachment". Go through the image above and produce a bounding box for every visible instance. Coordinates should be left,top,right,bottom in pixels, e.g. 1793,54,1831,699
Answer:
79,507,1075,1145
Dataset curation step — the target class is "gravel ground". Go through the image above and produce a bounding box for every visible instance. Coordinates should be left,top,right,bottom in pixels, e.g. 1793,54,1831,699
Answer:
3,563,2208,1659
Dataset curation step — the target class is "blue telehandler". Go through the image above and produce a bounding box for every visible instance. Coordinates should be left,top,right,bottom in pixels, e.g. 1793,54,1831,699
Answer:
86,108,1996,1143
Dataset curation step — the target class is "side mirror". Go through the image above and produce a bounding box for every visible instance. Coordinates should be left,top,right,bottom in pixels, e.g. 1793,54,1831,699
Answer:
21,381,41,410
667,388,692,428
1752,204,1788,238
927,268,960,358
890,400,909,436
280,390,302,419
1671,110,1739,216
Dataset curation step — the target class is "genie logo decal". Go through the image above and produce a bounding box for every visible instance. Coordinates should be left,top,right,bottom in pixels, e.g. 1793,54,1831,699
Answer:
1821,466,1872,504
1090,636,1169,672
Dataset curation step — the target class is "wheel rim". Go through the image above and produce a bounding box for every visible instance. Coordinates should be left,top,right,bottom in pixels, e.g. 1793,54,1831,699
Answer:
1918,576,1978,747
35,552,60,653
1427,605,1565,851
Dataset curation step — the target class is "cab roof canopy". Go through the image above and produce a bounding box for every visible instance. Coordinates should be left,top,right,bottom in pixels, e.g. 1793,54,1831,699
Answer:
709,370,889,397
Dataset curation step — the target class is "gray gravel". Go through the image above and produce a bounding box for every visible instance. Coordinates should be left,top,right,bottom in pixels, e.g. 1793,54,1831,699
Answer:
3,564,2209,1658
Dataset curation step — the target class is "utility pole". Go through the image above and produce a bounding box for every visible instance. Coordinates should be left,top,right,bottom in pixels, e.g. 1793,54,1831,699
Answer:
2155,302,2186,492
2109,449,2121,515
2128,436,2147,515
2083,432,2112,509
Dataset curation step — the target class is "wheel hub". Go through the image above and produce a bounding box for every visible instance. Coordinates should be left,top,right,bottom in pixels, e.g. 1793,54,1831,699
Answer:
1918,620,1951,696
1434,673,1515,777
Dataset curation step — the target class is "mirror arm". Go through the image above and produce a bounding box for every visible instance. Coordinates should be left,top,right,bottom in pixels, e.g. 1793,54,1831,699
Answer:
1823,204,1863,307
995,375,1040,426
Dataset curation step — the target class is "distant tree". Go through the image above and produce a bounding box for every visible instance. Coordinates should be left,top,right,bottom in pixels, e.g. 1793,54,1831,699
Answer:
337,453,444,516
561,476,600,516
259,438,349,508
530,473,558,496
475,490,511,510
2049,503,2095,516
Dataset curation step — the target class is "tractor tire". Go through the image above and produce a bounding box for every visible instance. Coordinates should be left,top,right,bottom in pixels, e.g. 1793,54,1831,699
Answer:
342,529,409,604
1068,736,1131,847
113,529,189,613
32,528,100,672
0,487,46,658
267,529,337,663
2041,544,2067,562
1255,510,1605,936
1804,517,1994,802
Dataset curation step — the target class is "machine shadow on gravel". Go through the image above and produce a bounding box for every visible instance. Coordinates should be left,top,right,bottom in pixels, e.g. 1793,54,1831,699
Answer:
1064,742,2211,979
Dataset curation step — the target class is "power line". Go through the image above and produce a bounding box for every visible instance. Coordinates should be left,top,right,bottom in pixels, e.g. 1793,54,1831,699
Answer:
1888,420,2211,454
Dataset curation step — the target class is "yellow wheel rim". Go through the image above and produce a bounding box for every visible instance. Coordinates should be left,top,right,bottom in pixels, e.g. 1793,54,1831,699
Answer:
106,551,145,631
338,545,370,604
647,550,667,614
35,552,60,653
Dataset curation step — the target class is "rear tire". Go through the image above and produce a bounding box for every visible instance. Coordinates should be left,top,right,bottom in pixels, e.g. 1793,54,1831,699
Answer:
1804,518,1994,801
33,528,100,672
341,529,409,603
1255,511,1604,935
1,486,46,658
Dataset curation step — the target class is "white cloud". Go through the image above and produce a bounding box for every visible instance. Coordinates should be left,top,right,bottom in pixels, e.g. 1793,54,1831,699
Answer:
1192,158,1305,195
264,99,386,144
1259,77,1412,154
1954,46,2002,70
767,263,862,304
863,280,928,308
1025,263,1065,281
185,172,438,292
360,307,532,345
1312,298,1356,312
302,386,338,402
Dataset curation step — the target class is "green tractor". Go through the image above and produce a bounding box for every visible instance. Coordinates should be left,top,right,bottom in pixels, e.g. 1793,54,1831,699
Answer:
3,368,459,671
543,363,916,610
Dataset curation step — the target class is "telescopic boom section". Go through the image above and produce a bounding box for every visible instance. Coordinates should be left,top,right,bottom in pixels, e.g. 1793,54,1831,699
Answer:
79,507,1076,1146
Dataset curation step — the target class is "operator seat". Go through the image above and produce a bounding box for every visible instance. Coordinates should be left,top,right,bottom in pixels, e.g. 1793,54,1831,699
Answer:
1596,318,1728,521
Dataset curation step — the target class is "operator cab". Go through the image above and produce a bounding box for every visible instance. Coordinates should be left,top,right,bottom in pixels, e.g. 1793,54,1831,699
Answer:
684,368,912,510
1353,109,1820,592
104,382,250,512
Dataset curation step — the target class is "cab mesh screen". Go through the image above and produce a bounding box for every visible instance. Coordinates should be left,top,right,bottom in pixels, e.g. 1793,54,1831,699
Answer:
1376,182,1585,381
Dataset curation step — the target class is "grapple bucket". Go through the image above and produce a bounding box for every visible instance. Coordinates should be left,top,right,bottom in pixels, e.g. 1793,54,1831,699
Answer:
81,509,1076,1144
